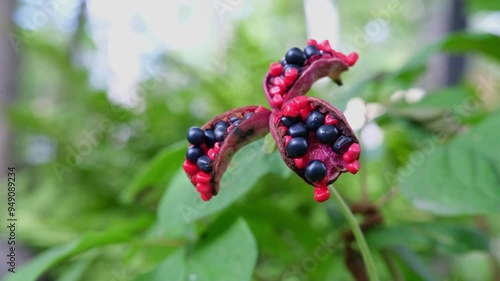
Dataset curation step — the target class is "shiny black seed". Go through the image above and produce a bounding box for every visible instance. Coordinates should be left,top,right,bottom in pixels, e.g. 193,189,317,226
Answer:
286,137,308,158
280,58,286,66
305,110,325,131
304,160,327,182
283,64,302,75
332,135,353,154
285,47,306,66
196,155,212,172
215,121,229,130
281,116,299,127
229,116,239,124
214,126,227,142
243,112,254,120
304,45,320,59
187,126,205,146
233,120,242,126
316,125,339,144
288,123,309,138
204,129,216,147
186,146,204,163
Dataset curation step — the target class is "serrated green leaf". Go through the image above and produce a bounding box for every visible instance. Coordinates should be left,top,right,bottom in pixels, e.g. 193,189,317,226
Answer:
400,111,500,215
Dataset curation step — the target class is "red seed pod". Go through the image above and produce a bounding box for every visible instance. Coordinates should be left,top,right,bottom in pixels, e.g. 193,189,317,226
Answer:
263,39,358,111
270,96,361,188
183,106,272,201
183,39,359,203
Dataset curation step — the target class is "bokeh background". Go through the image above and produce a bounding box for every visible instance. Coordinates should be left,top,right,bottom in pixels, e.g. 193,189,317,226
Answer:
0,0,499,280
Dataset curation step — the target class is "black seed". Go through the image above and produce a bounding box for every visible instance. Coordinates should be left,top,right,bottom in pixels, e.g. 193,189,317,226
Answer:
281,116,299,127
316,125,339,144
288,123,309,138
214,126,227,142
186,146,204,163
233,120,242,126
283,64,302,75
280,58,286,66
215,121,229,130
243,112,254,120
229,116,239,124
305,110,325,131
204,129,216,148
196,155,212,172
304,160,327,182
286,137,308,158
285,47,306,66
332,135,353,154
304,45,321,58
187,126,205,146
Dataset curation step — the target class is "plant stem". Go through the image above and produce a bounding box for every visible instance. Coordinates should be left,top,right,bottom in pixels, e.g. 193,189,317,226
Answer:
330,185,380,281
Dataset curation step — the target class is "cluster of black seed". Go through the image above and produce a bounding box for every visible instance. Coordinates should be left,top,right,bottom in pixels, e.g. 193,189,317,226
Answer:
280,109,353,183
280,45,322,75
185,112,255,173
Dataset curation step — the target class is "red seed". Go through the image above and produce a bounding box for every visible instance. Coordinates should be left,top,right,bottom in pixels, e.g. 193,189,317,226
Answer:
200,192,213,201
183,160,199,175
346,160,360,174
346,52,359,66
255,106,266,113
196,172,211,184
284,135,292,147
314,185,330,202
196,183,212,193
307,38,319,48
299,107,311,120
269,86,282,96
284,67,298,86
325,115,338,125
214,142,221,153
292,96,309,110
343,152,356,163
294,158,306,169
207,148,216,160
348,143,360,155
273,77,287,91
282,103,300,117
319,40,333,53
272,94,283,107
269,62,283,77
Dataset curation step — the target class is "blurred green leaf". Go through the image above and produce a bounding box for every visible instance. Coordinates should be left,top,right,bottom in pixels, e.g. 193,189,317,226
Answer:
441,33,500,62
56,258,94,281
135,218,257,281
388,246,437,281
120,141,185,204
467,0,500,13
400,111,500,215
366,222,489,254
4,217,151,281
157,139,290,232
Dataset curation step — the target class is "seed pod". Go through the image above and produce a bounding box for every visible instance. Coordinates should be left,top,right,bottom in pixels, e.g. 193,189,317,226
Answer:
183,105,272,201
270,96,360,190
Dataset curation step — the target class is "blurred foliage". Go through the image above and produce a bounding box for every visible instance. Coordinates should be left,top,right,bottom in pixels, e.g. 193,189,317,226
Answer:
1,0,500,281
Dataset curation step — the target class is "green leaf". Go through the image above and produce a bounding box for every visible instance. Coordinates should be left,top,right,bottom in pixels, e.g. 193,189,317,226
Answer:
400,111,500,215
120,141,185,204
388,246,437,281
4,217,151,281
440,33,500,62
135,218,257,281
157,139,290,232
366,222,489,254
467,0,500,13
